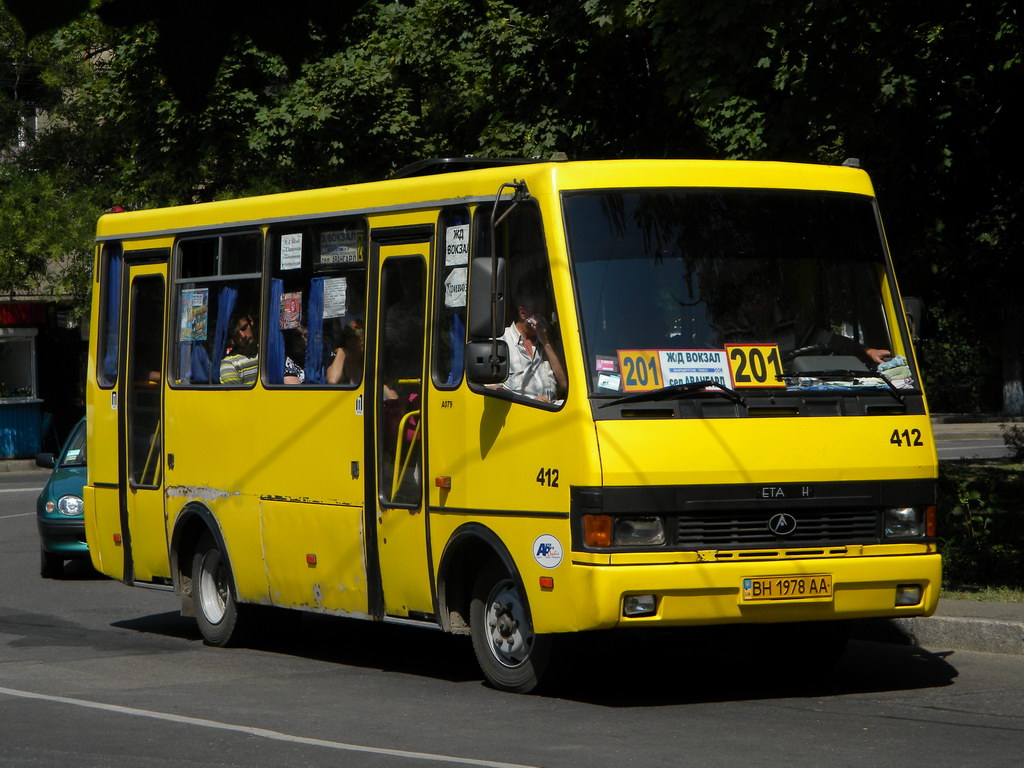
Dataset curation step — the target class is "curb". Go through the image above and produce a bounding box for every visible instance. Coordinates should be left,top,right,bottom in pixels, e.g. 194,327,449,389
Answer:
0,459,44,472
853,616,1024,656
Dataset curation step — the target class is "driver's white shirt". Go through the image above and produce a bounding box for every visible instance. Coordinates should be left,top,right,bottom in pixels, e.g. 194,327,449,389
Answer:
500,323,556,401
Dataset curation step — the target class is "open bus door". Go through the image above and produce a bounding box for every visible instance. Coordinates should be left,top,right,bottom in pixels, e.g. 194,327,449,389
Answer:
368,235,434,620
119,258,170,583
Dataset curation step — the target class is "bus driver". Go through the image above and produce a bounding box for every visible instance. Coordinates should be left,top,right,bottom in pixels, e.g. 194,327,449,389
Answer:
500,294,567,403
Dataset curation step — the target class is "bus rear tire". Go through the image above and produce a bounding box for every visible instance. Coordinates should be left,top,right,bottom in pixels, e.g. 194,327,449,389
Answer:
470,561,552,693
192,532,245,647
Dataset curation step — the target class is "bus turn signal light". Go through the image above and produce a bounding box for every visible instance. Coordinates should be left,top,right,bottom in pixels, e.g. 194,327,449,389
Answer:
584,514,613,547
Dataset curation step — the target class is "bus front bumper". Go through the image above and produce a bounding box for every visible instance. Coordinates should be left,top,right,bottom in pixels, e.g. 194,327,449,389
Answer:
568,552,942,631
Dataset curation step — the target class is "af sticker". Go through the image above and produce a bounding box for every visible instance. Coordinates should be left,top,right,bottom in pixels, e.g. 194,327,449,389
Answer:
533,534,563,569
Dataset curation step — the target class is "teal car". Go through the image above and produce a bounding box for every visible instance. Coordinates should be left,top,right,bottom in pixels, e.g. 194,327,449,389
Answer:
36,417,88,578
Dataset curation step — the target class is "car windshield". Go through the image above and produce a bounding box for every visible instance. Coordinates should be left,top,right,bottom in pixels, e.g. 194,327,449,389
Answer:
563,189,915,397
58,421,87,468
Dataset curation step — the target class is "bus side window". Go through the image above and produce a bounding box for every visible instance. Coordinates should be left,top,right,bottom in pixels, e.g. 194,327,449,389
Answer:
173,232,262,387
472,201,567,406
96,242,123,388
266,220,367,387
432,207,470,389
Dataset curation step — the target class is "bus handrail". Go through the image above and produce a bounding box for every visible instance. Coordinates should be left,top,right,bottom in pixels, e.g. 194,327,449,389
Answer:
391,409,421,501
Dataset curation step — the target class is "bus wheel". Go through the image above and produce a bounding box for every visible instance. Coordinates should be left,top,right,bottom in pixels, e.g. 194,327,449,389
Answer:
192,532,244,646
470,561,552,693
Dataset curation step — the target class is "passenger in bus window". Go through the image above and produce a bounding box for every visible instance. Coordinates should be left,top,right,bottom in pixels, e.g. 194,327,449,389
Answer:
326,320,364,385
283,326,307,385
500,294,567,403
220,312,258,385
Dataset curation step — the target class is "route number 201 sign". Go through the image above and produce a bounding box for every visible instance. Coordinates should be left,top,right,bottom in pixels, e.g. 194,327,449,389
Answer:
613,345,784,392
724,344,784,388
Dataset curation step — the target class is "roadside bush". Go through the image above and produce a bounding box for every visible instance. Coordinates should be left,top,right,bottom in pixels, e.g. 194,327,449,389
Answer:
938,463,1024,588
1001,424,1024,460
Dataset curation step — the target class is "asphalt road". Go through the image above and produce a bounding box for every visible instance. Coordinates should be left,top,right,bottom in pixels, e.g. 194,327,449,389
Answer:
932,421,1013,461
3,469,1024,767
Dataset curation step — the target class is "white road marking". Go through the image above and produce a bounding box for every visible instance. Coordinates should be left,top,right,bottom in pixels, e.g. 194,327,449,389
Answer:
0,686,540,768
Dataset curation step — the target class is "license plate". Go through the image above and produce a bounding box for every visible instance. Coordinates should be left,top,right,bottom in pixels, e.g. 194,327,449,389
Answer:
742,574,833,601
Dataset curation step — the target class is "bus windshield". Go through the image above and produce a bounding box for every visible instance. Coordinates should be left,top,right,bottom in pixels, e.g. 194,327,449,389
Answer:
563,189,915,397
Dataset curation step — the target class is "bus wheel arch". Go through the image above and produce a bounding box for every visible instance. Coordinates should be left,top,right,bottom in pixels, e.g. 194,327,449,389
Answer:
436,523,518,636
191,529,248,646
437,524,552,692
170,504,228,620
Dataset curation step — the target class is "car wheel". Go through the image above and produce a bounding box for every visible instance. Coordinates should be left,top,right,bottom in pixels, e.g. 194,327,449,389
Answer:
470,560,552,693
191,532,246,646
40,549,64,579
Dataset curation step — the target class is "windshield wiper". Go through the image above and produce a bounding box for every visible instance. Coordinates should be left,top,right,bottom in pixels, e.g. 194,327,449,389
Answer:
789,369,905,404
598,379,746,409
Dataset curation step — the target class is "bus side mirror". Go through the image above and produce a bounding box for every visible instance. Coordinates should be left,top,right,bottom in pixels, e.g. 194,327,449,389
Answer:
467,256,506,339
465,340,509,384
902,296,923,341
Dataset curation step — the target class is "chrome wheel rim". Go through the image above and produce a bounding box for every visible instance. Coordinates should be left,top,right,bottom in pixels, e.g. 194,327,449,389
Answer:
198,551,228,625
484,579,532,668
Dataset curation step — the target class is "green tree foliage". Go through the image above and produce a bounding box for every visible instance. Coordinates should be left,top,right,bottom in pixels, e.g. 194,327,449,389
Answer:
2,0,1022,413
0,167,97,300
622,0,1023,412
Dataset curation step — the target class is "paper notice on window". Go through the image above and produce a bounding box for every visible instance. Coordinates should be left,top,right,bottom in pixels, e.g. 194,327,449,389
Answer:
179,288,208,341
320,230,363,264
445,224,469,266
659,349,730,387
323,277,348,318
281,233,303,270
444,267,468,308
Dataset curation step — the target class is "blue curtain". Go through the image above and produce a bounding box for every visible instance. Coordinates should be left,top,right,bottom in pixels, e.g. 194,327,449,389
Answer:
446,312,465,386
190,343,211,383
211,285,238,384
177,340,192,383
266,279,285,385
304,277,325,384
101,247,122,382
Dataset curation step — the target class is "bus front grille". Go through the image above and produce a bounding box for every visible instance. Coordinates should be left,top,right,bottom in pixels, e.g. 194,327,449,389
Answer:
676,509,879,548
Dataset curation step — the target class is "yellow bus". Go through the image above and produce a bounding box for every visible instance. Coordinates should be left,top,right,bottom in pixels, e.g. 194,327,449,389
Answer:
84,158,940,692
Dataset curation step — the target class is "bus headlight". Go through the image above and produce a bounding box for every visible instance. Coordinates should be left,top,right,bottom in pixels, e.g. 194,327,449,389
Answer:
57,495,84,517
614,517,665,546
884,507,923,538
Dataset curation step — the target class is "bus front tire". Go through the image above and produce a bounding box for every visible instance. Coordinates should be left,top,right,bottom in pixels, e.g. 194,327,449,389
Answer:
192,532,244,647
470,561,552,693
